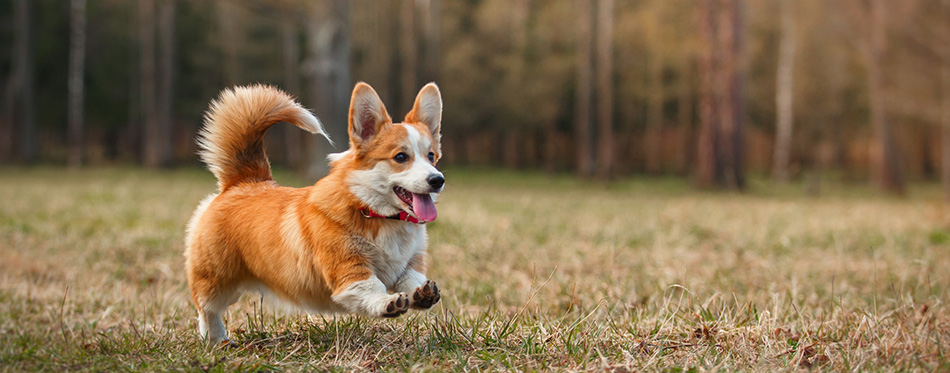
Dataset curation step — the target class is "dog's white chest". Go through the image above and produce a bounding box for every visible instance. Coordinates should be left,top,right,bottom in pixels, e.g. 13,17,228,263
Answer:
369,223,427,289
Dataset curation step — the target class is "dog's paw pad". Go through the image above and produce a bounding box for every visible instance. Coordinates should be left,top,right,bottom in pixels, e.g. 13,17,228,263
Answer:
382,293,409,318
411,280,441,309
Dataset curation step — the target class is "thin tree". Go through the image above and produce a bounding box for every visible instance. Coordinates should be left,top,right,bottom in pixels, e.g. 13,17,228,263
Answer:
695,0,745,189
127,0,141,162
15,0,34,163
772,0,796,182
502,0,531,169
153,0,176,167
677,57,695,175
217,0,240,86
941,0,950,202
421,0,441,83
695,0,720,188
723,0,745,189
594,0,615,180
139,0,160,167
574,0,595,178
303,0,351,179
645,1,664,174
68,0,87,168
865,0,904,194
400,0,418,111
2,0,35,163
371,1,395,103
281,20,304,171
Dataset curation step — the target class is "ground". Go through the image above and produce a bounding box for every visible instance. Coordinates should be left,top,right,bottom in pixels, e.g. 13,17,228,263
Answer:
0,167,947,371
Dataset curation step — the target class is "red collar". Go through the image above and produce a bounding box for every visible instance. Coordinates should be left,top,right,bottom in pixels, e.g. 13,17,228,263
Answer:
359,207,425,224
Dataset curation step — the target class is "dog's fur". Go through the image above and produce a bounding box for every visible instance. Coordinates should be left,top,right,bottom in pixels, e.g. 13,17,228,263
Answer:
185,82,444,344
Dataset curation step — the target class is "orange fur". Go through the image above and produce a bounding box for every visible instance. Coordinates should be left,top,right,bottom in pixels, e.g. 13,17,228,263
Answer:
185,82,444,343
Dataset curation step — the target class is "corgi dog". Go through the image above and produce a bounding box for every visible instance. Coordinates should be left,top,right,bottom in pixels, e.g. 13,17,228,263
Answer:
185,82,444,345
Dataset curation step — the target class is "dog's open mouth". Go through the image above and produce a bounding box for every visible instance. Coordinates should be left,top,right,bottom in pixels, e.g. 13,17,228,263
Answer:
394,186,414,210
393,186,438,222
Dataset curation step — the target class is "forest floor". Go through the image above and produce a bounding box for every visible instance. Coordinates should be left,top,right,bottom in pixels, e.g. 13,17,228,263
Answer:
1,167,948,371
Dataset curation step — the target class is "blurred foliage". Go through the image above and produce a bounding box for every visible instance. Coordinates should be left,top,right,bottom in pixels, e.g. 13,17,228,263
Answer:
0,0,947,182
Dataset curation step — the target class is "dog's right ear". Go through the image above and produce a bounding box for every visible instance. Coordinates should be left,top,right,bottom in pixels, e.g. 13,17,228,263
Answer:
348,82,391,150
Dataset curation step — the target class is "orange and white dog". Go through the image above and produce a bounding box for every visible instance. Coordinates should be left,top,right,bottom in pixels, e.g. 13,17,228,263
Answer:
185,82,444,344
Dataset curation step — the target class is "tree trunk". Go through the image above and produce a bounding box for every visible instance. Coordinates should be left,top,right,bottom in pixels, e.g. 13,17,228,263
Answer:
772,0,796,182
678,58,694,175
865,0,904,194
645,14,663,174
15,0,34,163
217,0,240,86
695,0,719,188
503,0,530,170
941,46,950,202
716,0,744,190
544,119,559,173
2,0,35,163
728,0,745,188
595,0,615,180
68,0,87,168
152,0,176,167
373,1,396,103
574,0,595,178
696,0,745,189
127,2,141,162
400,0,418,111
421,0,441,83
281,21,304,171
303,0,351,180
503,131,519,168
139,0,160,168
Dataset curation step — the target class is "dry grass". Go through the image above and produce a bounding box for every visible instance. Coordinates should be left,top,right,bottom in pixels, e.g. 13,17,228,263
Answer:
0,167,948,371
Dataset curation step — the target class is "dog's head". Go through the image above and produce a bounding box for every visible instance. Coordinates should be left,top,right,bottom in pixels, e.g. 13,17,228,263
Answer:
336,82,444,222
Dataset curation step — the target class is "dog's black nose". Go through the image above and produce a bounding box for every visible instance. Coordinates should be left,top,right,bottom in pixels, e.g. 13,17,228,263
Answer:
427,175,445,190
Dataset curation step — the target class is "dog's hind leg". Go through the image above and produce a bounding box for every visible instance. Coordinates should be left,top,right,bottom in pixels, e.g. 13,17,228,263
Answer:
188,258,241,345
195,288,240,346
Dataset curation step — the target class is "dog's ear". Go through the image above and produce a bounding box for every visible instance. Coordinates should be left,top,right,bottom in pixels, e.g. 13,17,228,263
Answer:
348,82,391,149
405,83,442,141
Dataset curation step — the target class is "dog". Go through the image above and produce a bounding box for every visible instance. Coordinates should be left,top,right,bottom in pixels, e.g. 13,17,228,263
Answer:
184,82,444,345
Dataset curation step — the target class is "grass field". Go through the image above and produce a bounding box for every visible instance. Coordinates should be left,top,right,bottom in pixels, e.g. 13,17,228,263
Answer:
1,167,948,371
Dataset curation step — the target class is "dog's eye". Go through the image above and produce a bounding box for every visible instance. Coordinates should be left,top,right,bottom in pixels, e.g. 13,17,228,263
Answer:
393,152,409,163
428,152,435,162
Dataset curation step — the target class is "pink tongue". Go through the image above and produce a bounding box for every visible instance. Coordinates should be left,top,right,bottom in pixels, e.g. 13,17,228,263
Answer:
411,193,438,222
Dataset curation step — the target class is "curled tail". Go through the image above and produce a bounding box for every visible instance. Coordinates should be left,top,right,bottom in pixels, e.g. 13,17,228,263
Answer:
198,84,332,191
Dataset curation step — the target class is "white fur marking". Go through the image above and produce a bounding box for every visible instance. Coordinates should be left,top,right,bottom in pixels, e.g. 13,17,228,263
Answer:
197,309,228,344
346,124,443,218
393,125,443,193
370,223,427,288
296,109,333,146
327,149,351,164
348,161,401,216
331,277,402,316
394,269,428,294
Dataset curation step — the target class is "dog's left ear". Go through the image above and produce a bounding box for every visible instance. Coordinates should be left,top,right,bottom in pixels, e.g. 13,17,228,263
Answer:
349,82,391,151
405,83,442,142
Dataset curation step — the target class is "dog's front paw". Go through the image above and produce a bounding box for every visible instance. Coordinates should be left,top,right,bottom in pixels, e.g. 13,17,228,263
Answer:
381,293,410,318
411,280,441,309
218,339,237,349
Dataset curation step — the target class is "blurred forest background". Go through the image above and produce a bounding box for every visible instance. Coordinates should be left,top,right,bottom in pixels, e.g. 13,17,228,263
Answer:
1,0,949,195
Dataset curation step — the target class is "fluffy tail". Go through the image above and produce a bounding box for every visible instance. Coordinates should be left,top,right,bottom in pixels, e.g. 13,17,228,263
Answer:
197,84,331,191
